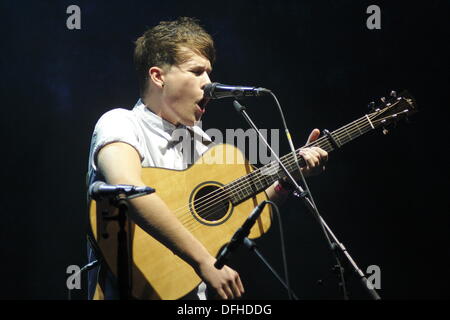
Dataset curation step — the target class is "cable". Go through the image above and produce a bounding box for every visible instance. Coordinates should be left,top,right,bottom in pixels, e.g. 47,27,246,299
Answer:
265,200,293,300
268,91,332,244
67,259,100,300
267,91,348,299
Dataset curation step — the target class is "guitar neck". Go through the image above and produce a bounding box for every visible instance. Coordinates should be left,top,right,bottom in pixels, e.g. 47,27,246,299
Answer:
226,113,377,205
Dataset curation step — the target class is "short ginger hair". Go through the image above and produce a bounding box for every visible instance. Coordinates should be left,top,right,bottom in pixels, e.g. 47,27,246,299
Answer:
134,17,215,96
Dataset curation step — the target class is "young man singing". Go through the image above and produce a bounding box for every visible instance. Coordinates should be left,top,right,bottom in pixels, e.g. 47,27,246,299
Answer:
87,17,328,300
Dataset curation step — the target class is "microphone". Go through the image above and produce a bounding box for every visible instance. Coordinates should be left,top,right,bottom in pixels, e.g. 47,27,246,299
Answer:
214,201,268,269
204,82,271,100
89,181,155,200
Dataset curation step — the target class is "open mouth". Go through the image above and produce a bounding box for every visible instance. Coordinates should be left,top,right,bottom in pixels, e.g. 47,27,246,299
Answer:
197,97,210,111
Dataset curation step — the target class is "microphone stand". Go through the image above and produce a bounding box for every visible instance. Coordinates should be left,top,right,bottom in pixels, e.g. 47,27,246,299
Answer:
214,202,299,300
233,100,380,300
243,238,299,300
112,194,131,300
103,189,155,300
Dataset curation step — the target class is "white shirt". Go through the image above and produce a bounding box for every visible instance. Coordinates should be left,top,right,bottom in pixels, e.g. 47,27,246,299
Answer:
88,99,212,180
86,99,212,300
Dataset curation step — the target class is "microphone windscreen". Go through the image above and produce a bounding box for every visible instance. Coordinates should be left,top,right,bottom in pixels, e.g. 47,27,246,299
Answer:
203,82,218,98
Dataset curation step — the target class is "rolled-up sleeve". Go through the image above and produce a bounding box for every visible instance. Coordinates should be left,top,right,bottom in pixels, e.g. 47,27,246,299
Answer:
89,108,145,172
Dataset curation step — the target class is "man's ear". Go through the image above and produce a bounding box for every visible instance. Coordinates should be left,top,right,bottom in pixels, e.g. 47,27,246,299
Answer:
149,66,165,89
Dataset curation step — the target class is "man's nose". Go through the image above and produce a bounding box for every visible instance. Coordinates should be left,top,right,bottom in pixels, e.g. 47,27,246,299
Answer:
202,72,212,88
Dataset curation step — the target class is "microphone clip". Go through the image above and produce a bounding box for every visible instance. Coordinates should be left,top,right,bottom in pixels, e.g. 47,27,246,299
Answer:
214,200,267,269
89,181,156,201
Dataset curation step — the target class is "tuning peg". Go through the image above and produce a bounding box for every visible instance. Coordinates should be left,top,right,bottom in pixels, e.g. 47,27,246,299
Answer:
380,97,386,103
382,128,389,135
390,90,397,97
368,101,375,110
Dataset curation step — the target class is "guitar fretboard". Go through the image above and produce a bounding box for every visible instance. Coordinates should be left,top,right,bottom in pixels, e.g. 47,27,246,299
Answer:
225,114,376,205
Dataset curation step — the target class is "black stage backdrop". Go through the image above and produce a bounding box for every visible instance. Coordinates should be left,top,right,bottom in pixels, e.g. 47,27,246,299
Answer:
1,0,449,300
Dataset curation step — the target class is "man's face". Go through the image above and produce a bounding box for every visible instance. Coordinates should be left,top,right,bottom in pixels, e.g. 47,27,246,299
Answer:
161,48,212,126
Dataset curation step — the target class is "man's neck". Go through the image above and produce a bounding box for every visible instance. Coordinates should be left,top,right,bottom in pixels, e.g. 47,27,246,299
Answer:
142,93,182,127
142,94,162,116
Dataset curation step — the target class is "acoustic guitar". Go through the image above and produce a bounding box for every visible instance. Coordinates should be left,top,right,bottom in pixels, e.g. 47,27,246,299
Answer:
88,91,417,299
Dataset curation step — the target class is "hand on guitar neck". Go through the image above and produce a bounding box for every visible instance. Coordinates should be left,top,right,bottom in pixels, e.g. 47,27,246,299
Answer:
273,128,329,195
300,129,329,177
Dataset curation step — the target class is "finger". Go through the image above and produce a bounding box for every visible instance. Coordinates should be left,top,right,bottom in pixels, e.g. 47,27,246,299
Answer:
229,273,243,298
300,147,320,158
306,148,321,161
306,128,321,145
304,147,328,166
229,281,241,299
300,150,320,168
236,274,245,295
223,284,234,300
216,288,228,300
312,147,329,162
299,150,312,168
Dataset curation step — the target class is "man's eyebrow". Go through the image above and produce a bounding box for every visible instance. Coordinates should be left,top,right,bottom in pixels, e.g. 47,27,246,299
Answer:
189,63,212,74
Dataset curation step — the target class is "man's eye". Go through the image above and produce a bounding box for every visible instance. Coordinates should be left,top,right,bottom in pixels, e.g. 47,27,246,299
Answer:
192,70,203,75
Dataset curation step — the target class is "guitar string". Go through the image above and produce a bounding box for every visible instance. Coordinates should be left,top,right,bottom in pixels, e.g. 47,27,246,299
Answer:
182,120,377,232
178,112,389,231
178,111,393,231
180,103,404,231
175,112,373,222
180,119,385,232
176,114,370,224
182,100,407,231
177,110,395,231
166,101,402,229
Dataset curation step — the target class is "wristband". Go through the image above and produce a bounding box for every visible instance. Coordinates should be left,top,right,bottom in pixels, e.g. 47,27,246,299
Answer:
274,180,291,195
278,177,295,191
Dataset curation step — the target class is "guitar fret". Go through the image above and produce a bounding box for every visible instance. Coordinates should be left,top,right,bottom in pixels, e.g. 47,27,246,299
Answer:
261,174,271,190
243,177,250,197
285,156,298,175
355,120,363,135
344,127,352,143
365,114,375,129
249,173,257,192
313,138,333,153
224,184,236,204
321,138,334,153
335,134,343,147
231,180,238,201
237,179,245,201
324,140,334,153
226,112,387,205
254,173,262,191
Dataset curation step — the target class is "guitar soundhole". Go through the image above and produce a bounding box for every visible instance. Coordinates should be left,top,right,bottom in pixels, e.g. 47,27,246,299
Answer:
190,182,232,225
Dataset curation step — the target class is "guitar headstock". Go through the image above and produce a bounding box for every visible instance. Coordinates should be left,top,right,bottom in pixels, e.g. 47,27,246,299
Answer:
367,90,418,134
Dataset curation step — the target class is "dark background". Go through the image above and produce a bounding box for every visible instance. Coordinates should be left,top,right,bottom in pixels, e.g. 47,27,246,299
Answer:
1,0,449,300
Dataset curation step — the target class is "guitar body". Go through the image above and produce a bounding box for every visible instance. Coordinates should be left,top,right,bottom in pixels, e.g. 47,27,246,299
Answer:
88,143,272,300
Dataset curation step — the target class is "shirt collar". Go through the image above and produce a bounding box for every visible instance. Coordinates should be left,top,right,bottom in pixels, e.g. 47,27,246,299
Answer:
133,99,212,145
